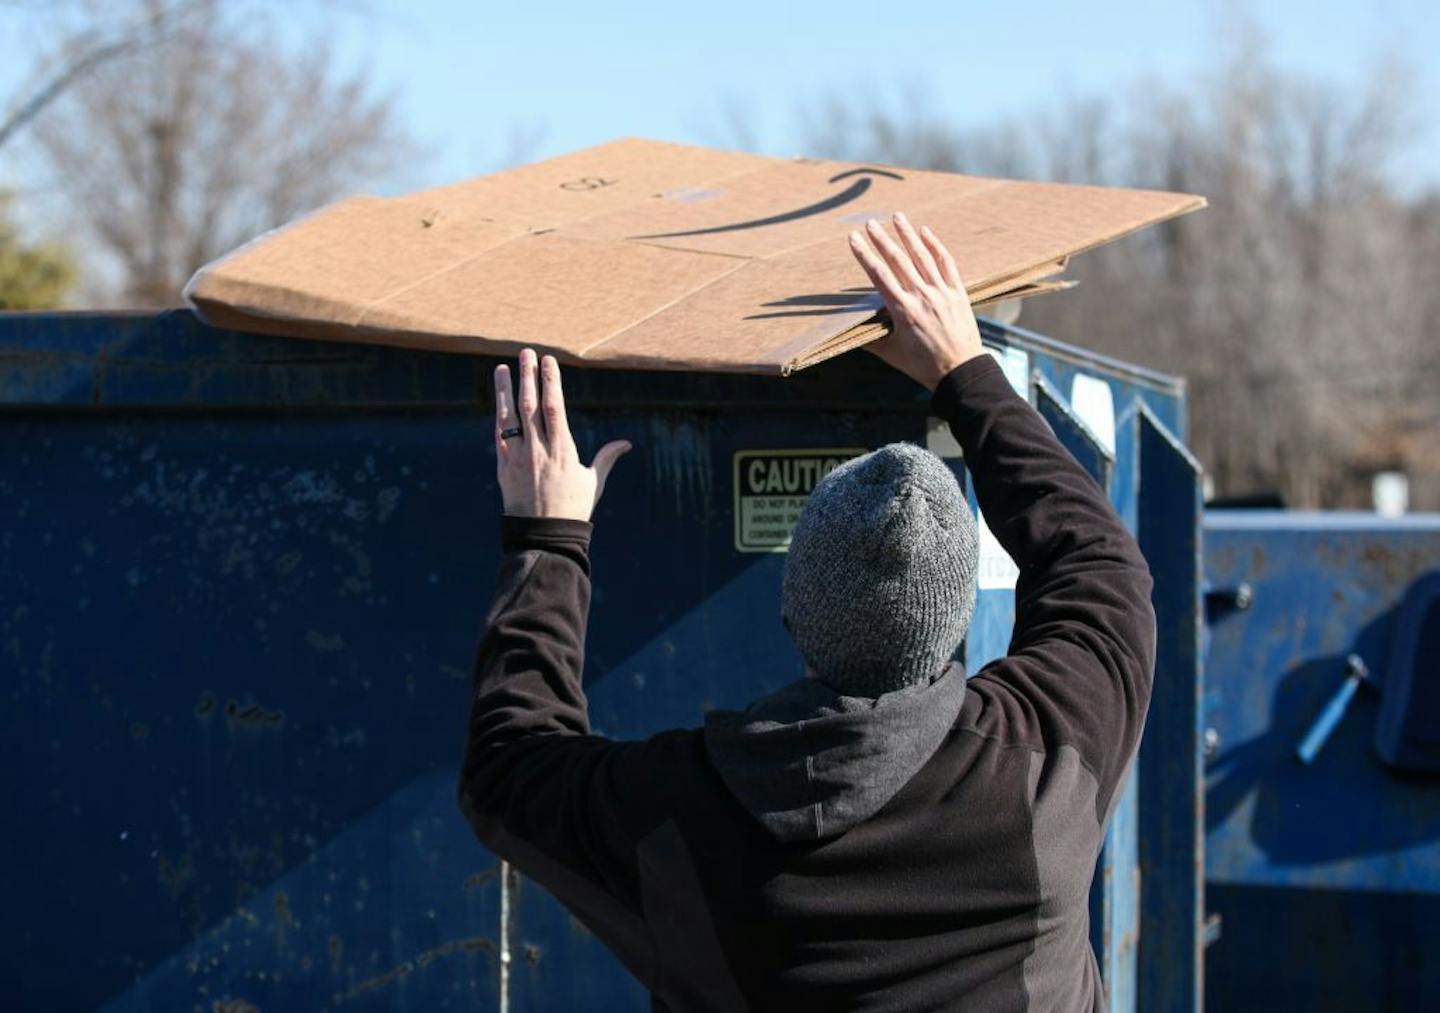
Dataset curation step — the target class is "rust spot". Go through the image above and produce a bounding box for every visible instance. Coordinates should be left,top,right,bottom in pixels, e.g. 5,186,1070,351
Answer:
339,937,496,1002
464,868,497,892
415,936,494,969
274,890,293,950
306,630,344,652
342,961,412,1000
225,699,284,727
156,851,196,900
1247,544,1268,577
211,1000,258,1013
1358,540,1431,584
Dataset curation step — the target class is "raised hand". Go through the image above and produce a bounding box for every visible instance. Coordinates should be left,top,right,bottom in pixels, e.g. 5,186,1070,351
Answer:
493,348,631,521
849,213,985,390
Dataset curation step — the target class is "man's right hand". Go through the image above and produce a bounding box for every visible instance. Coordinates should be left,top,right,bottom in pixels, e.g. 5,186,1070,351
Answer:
849,213,986,390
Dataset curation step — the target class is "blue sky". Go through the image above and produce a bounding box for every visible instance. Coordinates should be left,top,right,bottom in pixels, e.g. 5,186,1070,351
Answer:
320,0,1439,193
2,0,1437,198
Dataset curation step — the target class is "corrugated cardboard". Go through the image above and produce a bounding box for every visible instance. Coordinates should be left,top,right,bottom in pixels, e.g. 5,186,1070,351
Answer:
185,139,1205,374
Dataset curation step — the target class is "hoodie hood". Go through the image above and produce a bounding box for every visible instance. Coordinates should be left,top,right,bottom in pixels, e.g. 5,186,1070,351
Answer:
703,662,967,842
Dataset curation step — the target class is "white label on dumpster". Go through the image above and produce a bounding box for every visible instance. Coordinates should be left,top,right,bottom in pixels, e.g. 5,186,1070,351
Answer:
733,449,866,553
991,346,1030,399
1070,373,1116,454
976,346,1026,590
976,508,1019,590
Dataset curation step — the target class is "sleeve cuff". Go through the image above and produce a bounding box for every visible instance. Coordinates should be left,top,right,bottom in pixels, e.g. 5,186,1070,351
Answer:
501,515,594,555
930,353,1011,419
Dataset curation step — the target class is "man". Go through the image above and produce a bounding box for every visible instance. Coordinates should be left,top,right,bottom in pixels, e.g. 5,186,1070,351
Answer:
459,213,1156,1011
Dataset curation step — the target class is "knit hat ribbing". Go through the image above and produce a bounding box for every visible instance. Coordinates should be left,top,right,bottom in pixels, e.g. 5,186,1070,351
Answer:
781,443,979,697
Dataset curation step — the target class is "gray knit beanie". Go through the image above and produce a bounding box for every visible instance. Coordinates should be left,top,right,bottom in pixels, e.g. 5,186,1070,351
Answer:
781,442,979,697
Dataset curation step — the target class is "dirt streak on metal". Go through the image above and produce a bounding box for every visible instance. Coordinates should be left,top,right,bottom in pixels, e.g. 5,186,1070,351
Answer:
337,937,497,1003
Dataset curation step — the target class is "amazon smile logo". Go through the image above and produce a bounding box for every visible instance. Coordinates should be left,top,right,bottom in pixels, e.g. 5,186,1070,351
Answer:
634,167,906,240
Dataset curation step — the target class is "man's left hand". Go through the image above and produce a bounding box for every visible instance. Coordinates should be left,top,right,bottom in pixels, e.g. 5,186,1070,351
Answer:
494,348,631,521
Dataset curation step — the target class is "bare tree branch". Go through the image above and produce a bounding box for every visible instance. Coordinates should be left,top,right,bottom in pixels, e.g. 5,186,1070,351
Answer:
0,1,201,150
29,0,414,307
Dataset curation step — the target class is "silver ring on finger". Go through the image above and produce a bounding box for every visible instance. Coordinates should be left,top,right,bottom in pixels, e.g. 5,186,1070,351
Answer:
500,426,524,441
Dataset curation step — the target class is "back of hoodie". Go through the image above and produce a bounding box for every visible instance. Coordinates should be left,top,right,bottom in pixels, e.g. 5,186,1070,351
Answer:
460,354,1156,1012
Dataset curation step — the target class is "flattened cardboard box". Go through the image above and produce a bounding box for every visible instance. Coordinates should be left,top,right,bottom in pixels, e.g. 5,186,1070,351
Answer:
185,138,1205,375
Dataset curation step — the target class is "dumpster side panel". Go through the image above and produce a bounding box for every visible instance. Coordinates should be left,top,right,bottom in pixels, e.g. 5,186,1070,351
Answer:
1136,409,1206,1013
1,413,506,1011
1203,513,1440,1011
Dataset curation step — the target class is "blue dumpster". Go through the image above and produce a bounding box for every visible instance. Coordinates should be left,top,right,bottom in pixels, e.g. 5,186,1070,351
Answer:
1203,511,1440,1011
1,310,1204,1011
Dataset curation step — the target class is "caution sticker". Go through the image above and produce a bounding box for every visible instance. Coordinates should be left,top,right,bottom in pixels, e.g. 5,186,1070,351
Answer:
733,449,866,553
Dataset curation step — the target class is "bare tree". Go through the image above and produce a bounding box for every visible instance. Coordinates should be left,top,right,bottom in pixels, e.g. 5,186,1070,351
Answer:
798,37,1438,510
1,25,148,152
26,0,411,306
